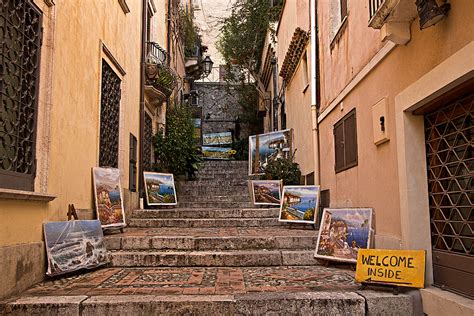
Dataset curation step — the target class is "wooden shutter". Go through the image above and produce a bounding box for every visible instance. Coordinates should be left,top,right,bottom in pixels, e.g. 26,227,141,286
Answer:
334,120,345,172
344,110,358,168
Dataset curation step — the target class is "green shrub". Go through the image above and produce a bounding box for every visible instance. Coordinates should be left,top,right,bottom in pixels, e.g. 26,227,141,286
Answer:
154,105,202,178
264,153,301,185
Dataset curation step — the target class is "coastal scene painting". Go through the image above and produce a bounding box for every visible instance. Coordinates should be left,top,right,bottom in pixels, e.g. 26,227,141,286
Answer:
202,146,235,160
315,208,373,263
249,129,292,175
92,167,126,228
279,185,320,224
251,180,282,205
144,172,177,206
43,220,108,276
203,131,232,146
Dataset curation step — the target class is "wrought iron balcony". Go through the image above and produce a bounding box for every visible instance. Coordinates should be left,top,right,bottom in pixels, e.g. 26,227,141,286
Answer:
146,42,168,65
369,0,385,21
368,0,418,29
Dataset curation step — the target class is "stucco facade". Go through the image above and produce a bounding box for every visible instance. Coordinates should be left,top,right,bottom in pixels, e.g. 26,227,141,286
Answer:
316,0,473,307
0,0,191,300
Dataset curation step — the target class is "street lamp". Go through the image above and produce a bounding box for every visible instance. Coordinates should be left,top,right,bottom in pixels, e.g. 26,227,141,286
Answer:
416,0,451,29
201,56,213,78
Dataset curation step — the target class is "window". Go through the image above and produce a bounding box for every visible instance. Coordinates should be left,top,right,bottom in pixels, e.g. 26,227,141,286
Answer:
302,52,309,92
340,0,348,21
99,60,121,168
143,113,153,171
334,109,358,173
0,1,42,191
129,133,137,192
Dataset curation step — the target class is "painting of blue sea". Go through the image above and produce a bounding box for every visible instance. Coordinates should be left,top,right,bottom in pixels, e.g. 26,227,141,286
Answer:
248,129,292,175
144,172,177,206
315,208,373,263
43,220,108,276
251,180,282,205
93,167,126,229
279,185,320,224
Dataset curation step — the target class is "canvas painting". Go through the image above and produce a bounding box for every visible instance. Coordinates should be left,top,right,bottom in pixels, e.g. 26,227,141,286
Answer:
279,185,320,223
193,118,202,140
315,208,373,263
251,180,282,205
144,172,177,206
203,132,232,146
202,146,235,160
43,220,108,276
248,129,292,175
92,167,126,228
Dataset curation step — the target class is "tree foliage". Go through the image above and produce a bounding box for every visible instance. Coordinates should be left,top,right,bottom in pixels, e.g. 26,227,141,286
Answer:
217,0,282,91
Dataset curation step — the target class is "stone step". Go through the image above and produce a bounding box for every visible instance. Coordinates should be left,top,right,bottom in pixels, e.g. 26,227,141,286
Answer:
104,234,316,251
177,202,253,208
177,187,249,196
176,195,250,203
194,174,250,180
109,249,319,267
178,179,249,186
131,208,279,219
128,217,285,228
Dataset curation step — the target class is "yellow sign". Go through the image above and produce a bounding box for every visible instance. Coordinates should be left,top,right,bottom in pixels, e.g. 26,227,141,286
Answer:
355,249,425,288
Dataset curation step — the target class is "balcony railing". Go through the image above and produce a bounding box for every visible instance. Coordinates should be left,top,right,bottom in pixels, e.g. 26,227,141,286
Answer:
196,67,254,84
369,0,385,20
146,42,169,65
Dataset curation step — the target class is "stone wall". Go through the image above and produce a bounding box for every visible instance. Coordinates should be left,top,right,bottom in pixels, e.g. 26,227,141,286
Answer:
195,82,253,141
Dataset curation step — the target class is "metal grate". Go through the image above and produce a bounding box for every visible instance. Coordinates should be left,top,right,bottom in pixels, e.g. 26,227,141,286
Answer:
0,0,42,191
425,92,473,298
143,112,153,171
99,61,121,168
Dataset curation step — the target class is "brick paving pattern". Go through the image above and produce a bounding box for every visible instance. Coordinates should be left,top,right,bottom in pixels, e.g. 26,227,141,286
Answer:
23,266,357,296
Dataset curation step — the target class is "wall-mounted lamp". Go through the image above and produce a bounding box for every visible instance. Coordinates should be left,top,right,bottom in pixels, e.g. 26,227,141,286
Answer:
416,0,451,30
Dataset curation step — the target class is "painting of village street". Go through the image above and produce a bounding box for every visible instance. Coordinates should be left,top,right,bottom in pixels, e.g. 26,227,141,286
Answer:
251,180,282,205
249,129,292,175
43,220,108,276
315,208,373,263
279,185,320,224
144,172,177,206
92,167,126,228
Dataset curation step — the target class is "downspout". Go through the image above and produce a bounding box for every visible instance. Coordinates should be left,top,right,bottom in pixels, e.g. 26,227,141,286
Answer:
139,0,147,199
310,0,320,186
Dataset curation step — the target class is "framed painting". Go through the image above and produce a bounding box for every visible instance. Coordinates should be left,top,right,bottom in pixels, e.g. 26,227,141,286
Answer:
279,185,320,224
251,180,282,205
143,172,177,206
248,129,292,175
202,146,235,160
202,132,232,146
43,220,108,276
314,208,373,263
92,167,126,228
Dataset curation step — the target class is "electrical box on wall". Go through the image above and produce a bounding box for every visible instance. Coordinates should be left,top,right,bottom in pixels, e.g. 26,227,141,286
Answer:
372,97,390,145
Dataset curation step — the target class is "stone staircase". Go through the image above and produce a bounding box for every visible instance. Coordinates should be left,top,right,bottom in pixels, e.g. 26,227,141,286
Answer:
0,160,415,315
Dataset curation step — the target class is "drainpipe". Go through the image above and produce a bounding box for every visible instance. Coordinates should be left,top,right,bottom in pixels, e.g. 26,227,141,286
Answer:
310,0,320,185
139,0,147,199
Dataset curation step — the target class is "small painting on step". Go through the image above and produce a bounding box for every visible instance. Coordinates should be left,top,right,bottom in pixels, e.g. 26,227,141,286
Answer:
43,220,108,276
279,185,320,224
144,172,178,206
251,180,282,206
315,208,373,263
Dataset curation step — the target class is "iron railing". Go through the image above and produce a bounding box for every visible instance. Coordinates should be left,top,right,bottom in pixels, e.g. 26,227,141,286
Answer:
196,67,254,84
146,42,168,65
369,0,385,19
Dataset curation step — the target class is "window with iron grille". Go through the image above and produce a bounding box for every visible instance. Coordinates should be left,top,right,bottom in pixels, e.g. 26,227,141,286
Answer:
99,60,121,168
334,109,358,173
0,1,42,191
143,112,153,171
425,92,473,299
129,133,137,192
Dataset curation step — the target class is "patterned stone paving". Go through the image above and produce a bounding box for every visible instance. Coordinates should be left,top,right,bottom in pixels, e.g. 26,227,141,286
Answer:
22,266,357,296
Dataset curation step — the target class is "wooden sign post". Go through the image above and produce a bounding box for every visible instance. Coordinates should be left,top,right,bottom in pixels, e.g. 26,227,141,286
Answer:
355,249,426,291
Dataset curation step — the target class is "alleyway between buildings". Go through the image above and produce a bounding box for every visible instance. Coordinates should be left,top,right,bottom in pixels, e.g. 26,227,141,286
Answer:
1,161,415,315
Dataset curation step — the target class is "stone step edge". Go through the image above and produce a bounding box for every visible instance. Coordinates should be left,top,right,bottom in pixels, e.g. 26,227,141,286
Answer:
0,291,414,315
104,235,316,251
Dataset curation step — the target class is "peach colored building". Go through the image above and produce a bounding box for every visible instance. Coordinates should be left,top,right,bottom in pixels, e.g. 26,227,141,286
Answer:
0,0,190,300
315,0,473,311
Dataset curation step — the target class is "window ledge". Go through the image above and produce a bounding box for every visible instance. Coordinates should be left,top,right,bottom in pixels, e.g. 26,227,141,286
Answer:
302,83,310,94
330,16,348,50
0,188,56,202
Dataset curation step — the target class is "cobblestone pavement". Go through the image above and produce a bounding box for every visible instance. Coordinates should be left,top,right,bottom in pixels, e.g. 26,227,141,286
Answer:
22,266,358,296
